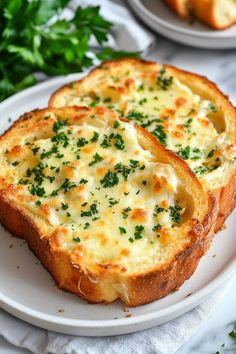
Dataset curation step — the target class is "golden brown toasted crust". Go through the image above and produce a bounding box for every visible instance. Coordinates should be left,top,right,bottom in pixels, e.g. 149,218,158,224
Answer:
164,0,190,19
191,0,236,30
49,58,236,232
0,106,217,306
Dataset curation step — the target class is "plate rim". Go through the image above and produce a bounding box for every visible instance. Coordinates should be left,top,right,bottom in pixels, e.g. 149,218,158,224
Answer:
128,0,236,39
0,75,236,332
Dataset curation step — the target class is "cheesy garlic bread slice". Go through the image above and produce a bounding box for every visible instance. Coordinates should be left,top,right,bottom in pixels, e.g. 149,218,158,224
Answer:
0,106,216,306
49,58,236,232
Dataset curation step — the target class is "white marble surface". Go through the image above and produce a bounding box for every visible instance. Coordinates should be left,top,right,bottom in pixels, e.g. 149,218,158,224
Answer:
0,34,236,354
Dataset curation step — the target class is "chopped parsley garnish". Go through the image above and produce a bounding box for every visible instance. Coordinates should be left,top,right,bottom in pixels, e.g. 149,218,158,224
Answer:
142,180,147,185
100,170,119,188
12,161,19,166
119,227,127,235
84,222,90,229
177,146,190,160
130,159,139,168
169,203,182,224
114,121,120,129
184,118,193,130
152,125,167,146
129,237,134,243
139,98,147,105
40,145,58,159
126,110,145,121
134,225,144,239
207,149,215,158
77,137,88,147
229,330,236,340
35,200,41,207
104,97,111,103
209,103,217,112
113,133,125,150
79,178,88,184
114,163,131,180
73,237,81,242
122,206,131,219
153,205,165,217
60,178,77,192
29,185,46,197
152,224,161,232
61,203,68,210
53,120,68,133
100,135,111,148
177,146,201,160
89,153,103,166
81,203,98,217
194,165,208,175
157,69,173,90
91,131,99,142
89,96,100,107
52,131,69,148
108,198,119,207
31,147,40,155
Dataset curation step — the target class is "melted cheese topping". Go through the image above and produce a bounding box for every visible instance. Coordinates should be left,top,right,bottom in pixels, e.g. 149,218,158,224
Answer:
58,65,236,187
4,113,189,273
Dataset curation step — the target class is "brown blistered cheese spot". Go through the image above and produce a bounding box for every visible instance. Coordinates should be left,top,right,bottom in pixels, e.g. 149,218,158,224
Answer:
160,200,169,209
95,106,107,115
131,208,148,222
97,232,109,246
96,166,108,176
82,145,96,154
75,185,86,193
98,220,106,227
134,149,141,156
63,165,75,179
39,203,51,217
120,248,130,257
108,157,116,165
125,78,135,89
159,229,171,246
153,175,170,193
50,228,68,250
215,148,222,157
160,108,176,120
176,124,185,132
171,130,184,139
199,118,212,127
7,145,23,157
175,97,187,108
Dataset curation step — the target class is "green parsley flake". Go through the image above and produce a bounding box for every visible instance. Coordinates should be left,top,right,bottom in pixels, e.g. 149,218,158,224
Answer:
119,227,127,235
100,171,119,188
134,225,144,239
73,237,81,242
89,153,103,166
157,69,173,90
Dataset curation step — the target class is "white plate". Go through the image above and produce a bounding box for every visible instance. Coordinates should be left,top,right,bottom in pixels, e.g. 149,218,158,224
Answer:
128,0,236,49
0,75,236,336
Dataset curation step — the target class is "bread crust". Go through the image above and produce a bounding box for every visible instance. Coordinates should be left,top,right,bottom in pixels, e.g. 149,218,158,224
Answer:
49,58,236,232
0,106,217,306
164,0,190,19
190,0,236,30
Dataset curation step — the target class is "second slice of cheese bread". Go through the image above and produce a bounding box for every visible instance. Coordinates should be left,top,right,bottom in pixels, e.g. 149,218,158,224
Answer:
49,58,236,232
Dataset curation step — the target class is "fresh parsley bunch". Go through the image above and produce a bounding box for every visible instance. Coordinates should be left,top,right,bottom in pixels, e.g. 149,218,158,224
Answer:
0,0,139,102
